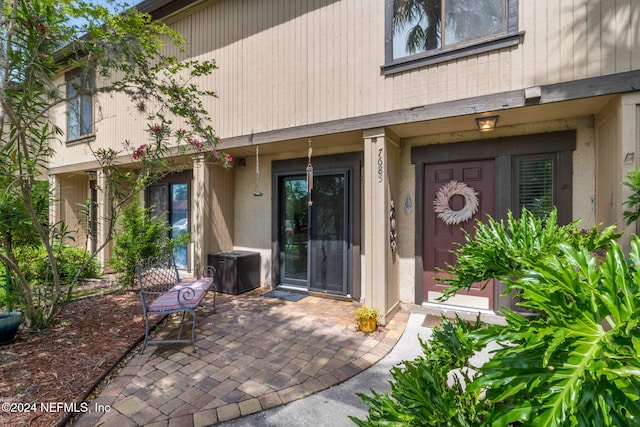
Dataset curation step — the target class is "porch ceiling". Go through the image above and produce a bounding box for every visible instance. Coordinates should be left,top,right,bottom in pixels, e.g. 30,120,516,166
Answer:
387,95,615,139
224,131,364,158
223,95,615,159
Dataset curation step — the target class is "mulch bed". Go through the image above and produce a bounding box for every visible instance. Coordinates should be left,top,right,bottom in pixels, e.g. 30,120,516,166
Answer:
0,291,149,427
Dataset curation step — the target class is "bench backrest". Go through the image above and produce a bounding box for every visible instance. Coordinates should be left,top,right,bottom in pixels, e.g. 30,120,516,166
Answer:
136,257,181,310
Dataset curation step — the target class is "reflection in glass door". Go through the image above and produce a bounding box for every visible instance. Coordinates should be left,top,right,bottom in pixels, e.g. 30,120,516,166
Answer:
279,171,349,295
147,181,190,269
281,177,308,285
170,183,189,268
309,173,347,293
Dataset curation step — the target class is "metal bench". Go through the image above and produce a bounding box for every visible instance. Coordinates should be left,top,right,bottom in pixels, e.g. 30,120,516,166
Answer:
136,256,216,354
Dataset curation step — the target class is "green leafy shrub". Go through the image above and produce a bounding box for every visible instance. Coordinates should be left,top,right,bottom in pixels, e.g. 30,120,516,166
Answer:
55,246,101,284
623,167,640,225
14,245,100,285
440,208,620,299
351,317,485,426
355,209,639,426
471,238,640,426
110,199,189,288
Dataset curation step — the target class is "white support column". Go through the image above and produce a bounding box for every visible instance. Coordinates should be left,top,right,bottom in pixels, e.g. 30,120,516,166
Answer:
48,174,60,236
363,128,400,324
192,155,211,276
95,170,112,271
621,93,640,240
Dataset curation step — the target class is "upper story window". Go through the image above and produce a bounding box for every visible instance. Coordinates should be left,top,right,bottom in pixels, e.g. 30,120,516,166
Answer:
384,0,521,74
65,69,94,141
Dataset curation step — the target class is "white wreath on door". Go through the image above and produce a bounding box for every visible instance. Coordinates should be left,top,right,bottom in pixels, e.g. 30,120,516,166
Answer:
433,180,479,225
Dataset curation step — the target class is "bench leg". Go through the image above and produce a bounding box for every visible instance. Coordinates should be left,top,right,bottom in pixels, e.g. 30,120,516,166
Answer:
177,311,187,340
141,313,151,355
190,309,197,353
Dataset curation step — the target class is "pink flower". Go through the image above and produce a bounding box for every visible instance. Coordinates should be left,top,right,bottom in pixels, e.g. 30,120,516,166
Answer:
133,144,147,160
188,137,203,152
150,125,165,134
225,154,232,163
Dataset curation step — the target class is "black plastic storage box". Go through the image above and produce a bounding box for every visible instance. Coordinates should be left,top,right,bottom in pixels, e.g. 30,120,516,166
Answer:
208,251,260,295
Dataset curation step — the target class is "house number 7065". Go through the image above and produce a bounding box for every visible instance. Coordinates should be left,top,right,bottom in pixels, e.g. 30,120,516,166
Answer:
377,148,384,183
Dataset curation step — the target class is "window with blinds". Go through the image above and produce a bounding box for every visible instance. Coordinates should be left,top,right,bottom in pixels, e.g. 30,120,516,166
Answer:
517,156,554,218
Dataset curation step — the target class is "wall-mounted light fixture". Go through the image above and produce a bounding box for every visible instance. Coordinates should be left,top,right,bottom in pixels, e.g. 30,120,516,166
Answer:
625,152,635,165
404,196,413,215
475,115,499,132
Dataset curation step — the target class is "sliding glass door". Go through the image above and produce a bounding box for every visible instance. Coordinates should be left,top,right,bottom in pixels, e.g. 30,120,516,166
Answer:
279,171,349,295
147,173,191,269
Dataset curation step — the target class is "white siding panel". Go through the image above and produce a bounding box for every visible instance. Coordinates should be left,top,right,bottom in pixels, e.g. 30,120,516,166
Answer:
601,0,617,76
572,0,588,80
547,1,561,83
559,0,574,82
533,0,549,84
586,0,603,77
49,0,640,169
615,0,631,74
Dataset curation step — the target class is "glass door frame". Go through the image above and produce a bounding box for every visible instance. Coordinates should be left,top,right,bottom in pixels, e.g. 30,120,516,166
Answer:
308,170,349,294
278,174,310,288
145,170,192,269
271,152,362,299
277,170,351,294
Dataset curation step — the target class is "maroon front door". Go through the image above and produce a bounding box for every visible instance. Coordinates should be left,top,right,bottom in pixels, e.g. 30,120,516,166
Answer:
423,160,495,309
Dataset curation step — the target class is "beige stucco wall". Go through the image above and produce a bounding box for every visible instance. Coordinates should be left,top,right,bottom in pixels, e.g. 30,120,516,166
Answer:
595,93,640,251
192,159,235,274
232,139,364,288
226,115,599,304
232,153,272,286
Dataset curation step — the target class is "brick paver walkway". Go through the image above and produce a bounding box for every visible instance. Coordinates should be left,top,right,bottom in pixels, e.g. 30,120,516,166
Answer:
73,288,408,426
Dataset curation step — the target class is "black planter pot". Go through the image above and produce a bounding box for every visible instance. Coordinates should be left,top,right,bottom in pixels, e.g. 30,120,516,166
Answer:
0,312,21,345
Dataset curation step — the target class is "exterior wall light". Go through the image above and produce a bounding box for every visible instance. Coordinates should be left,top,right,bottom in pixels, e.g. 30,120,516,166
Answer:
475,116,499,132
404,196,413,214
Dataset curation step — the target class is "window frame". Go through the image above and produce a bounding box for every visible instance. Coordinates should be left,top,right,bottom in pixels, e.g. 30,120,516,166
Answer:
65,69,94,142
272,152,363,300
514,154,557,219
383,0,522,75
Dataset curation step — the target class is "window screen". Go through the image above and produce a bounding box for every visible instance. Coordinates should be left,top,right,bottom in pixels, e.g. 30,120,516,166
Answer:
517,156,554,218
65,71,94,140
391,0,509,60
